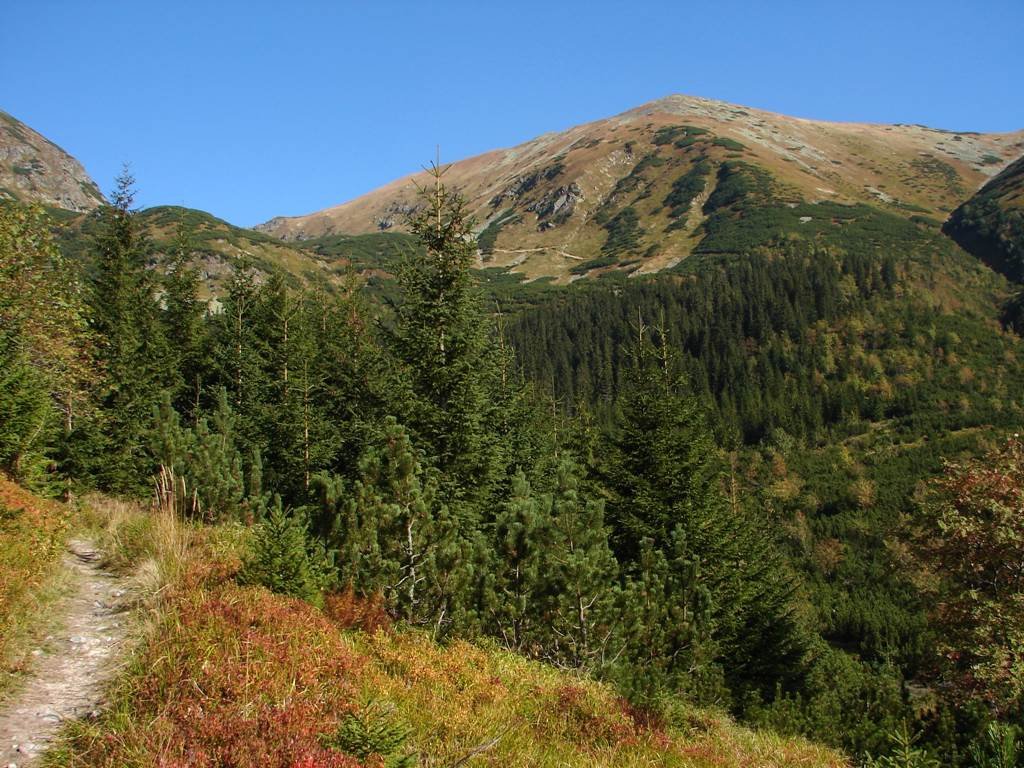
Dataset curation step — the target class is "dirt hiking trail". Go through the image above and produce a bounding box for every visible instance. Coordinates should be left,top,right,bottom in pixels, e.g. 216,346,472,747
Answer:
0,539,132,767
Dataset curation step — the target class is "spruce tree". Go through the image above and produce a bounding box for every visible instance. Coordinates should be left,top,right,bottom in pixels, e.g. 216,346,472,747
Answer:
162,216,208,422
389,163,501,511
313,277,392,477
212,260,270,456
86,168,172,492
601,318,808,700
258,275,339,500
240,497,333,606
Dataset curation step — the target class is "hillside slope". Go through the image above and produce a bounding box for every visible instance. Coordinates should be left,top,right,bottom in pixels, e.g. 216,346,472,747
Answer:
258,95,1024,281
53,205,361,299
22,496,848,768
0,110,104,212
944,154,1024,281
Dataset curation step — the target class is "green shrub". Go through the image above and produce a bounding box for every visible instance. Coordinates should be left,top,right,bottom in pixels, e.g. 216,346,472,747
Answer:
600,207,644,257
322,701,415,767
653,125,709,145
969,723,1021,768
239,499,333,605
712,137,747,151
664,160,712,221
570,256,617,275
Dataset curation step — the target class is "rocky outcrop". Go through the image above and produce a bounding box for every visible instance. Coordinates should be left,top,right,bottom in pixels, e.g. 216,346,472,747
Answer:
375,200,419,231
0,110,104,211
527,182,582,229
489,161,566,209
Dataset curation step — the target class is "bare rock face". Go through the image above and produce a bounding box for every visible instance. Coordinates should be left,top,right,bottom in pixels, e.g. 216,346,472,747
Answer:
0,110,105,211
375,201,419,231
528,182,582,230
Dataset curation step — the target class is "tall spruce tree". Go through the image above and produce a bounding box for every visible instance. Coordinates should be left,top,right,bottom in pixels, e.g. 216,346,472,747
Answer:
211,261,270,459
389,163,501,512
162,217,208,423
311,277,391,482
257,274,341,501
601,318,808,701
85,168,171,492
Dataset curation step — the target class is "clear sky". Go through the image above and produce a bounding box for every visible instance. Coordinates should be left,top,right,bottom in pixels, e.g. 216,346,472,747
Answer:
3,0,1022,226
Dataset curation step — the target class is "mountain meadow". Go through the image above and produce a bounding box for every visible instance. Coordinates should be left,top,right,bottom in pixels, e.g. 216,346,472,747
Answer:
2,95,1024,767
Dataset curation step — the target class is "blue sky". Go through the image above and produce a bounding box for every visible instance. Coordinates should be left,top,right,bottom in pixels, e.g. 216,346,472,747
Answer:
3,0,1022,225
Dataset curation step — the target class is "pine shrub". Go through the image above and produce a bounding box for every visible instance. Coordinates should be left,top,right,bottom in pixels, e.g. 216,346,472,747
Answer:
321,701,415,767
240,499,333,605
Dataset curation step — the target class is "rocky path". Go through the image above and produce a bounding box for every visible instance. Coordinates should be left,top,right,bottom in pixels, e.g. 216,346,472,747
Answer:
0,540,131,767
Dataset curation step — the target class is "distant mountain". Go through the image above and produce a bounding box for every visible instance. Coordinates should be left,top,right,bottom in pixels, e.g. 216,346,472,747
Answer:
257,95,1024,281
0,110,105,211
944,154,1024,281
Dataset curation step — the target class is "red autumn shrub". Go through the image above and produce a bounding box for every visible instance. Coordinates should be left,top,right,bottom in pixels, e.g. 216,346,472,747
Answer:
325,588,392,634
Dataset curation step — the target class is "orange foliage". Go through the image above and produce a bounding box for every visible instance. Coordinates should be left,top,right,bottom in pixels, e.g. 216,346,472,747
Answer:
65,584,369,767
0,473,69,666
324,588,392,634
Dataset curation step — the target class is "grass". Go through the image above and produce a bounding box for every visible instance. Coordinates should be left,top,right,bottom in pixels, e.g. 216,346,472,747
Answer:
0,474,73,695
42,495,849,768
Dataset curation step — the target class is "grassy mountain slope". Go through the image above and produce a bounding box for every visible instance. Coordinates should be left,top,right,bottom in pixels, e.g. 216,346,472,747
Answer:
16,495,847,767
0,110,104,212
257,95,1024,282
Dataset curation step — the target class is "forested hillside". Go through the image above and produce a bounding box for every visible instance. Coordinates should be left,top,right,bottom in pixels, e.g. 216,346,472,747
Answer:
4,150,1024,764
505,210,1024,753
945,154,1024,281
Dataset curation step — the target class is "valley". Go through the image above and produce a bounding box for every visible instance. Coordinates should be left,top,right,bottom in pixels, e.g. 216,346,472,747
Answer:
2,90,1023,768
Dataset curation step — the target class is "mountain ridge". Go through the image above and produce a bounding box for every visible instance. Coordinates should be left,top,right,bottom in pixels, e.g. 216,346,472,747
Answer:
256,94,1024,281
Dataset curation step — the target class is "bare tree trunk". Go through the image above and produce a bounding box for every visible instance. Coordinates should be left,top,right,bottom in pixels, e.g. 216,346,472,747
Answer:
406,518,416,613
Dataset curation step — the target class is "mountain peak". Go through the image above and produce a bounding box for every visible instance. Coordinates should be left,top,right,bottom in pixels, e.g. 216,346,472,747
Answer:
257,97,1024,282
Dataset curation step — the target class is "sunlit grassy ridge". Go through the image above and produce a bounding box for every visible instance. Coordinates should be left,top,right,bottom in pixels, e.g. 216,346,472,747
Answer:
45,500,848,768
